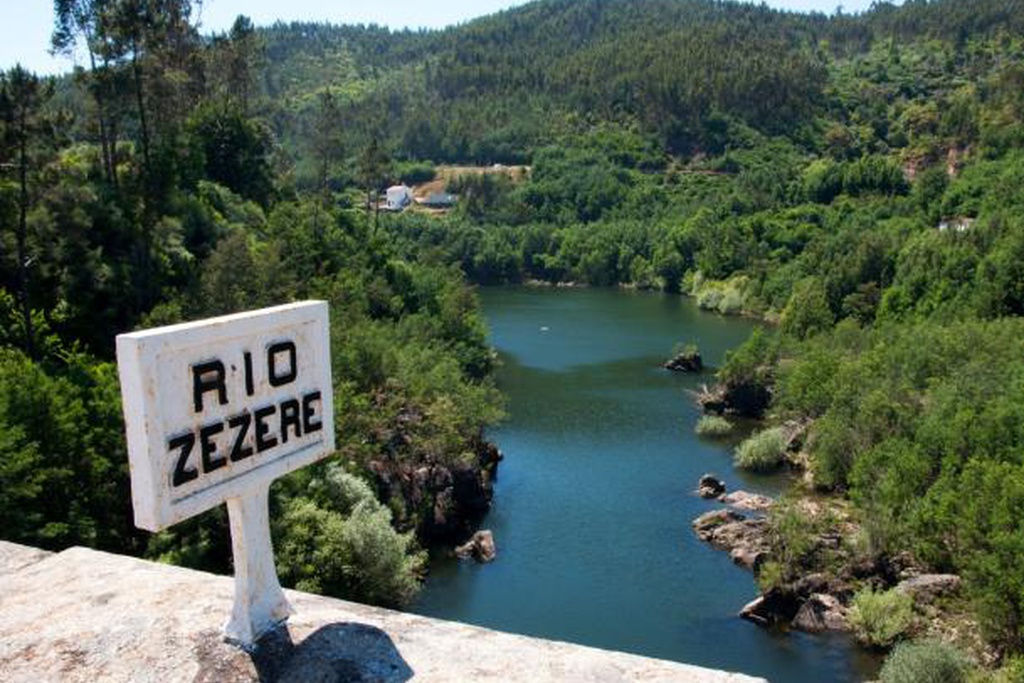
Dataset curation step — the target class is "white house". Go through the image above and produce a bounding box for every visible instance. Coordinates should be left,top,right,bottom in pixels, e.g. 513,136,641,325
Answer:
385,185,412,211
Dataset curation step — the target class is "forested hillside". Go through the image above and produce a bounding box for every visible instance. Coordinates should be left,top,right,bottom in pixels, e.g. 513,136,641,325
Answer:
4,0,1024,676
0,0,503,608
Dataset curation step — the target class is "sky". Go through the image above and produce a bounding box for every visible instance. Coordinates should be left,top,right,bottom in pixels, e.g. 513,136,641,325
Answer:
3,0,885,75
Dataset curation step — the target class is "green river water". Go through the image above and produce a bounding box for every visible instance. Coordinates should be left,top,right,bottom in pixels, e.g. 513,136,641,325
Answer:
412,286,878,682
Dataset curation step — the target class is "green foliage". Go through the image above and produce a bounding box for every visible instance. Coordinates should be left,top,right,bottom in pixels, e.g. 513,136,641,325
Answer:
990,657,1024,683
185,103,274,205
5,0,1024,655
274,470,425,607
734,427,787,472
395,160,436,185
848,587,915,648
879,640,970,683
0,348,135,552
781,277,833,340
695,415,733,437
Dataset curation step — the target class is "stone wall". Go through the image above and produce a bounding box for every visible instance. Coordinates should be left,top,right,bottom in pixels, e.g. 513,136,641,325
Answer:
0,541,765,682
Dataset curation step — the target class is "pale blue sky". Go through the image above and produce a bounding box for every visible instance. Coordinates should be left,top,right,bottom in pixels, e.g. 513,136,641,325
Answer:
4,0,885,75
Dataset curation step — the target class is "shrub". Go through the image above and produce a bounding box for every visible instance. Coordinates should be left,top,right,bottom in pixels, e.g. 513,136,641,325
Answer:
756,560,786,591
696,283,724,311
879,640,969,683
992,656,1024,683
275,472,426,607
734,427,787,471
396,160,436,185
848,587,914,648
717,284,745,315
696,415,734,437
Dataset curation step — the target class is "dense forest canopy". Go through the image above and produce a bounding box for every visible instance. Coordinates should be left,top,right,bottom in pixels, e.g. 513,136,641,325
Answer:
4,0,1024,674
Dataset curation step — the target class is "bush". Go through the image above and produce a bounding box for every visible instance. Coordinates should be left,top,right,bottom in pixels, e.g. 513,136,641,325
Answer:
696,415,734,437
396,160,436,185
848,587,914,648
992,656,1024,683
734,427,787,471
274,472,426,607
879,640,969,683
717,285,745,315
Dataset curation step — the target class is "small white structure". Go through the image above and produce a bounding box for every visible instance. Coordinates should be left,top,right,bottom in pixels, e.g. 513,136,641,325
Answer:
116,301,335,648
385,184,412,211
938,217,975,233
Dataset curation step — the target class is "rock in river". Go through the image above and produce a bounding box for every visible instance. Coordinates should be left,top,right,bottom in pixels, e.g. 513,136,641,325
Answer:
455,530,497,563
791,593,849,633
719,490,774,512
698,474,726,499
664,349,703,372
692,509,746,541
693,509,770,571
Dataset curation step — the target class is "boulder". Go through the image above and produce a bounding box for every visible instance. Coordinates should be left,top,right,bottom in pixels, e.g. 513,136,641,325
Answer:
792,593,849,633
697,384,729,415
455,530,497,563
664,349,703,373
710,519,770,572
792,573,835,598
708,518,769,553
780,419,811,452
730,546,768,572
698,474,726,499
719,490,774,512
692,509,746,541
896,574,962,603
739,588,801,627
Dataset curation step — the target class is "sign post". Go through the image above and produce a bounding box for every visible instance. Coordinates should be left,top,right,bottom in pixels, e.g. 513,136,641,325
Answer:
116,301,335,648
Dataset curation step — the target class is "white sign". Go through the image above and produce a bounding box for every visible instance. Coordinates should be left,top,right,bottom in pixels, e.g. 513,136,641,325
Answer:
117,301,335,531
116,301,335,646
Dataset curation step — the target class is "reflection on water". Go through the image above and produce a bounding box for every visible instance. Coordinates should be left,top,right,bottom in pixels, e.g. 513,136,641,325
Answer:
412,286,877,683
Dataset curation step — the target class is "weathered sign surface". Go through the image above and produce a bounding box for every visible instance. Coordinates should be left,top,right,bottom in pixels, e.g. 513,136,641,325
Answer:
116,301,335,645
116,301,335,531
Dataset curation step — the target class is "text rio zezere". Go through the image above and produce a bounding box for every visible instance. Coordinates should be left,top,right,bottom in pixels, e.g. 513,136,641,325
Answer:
168,340,323,488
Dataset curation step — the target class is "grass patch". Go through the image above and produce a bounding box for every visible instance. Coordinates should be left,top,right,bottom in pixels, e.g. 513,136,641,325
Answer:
849,587,914,648
734,427,787,471
879,639,969,683
695,415,734,437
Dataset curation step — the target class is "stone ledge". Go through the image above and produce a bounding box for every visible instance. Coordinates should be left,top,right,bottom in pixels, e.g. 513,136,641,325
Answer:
0,545,766,682
0,540,53,577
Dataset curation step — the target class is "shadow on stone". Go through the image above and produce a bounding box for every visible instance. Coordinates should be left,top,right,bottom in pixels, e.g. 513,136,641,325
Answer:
250,622,413,683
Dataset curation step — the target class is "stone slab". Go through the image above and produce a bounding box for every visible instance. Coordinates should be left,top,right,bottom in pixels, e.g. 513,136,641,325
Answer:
0,546,765,683
0,540,52,576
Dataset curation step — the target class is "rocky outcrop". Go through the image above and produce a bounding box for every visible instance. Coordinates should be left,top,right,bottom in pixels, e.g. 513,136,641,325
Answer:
455,530,497,563
719,491,774,512
664,349,703,372
779,419,811,453
697,381,771,419
896,574,962,604
693,509,770,571
692,509,746,540
698,474,726,499
369,437,503,545
791,593,849,633
739,589,801,627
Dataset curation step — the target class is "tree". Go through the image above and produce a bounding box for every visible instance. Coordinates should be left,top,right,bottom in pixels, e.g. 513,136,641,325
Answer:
0,67,56,357
357,133,391,234
207,15,264,115
52,0,118,186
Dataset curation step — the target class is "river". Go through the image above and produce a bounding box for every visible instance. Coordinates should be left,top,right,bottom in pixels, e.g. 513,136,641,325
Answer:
412,286,876,682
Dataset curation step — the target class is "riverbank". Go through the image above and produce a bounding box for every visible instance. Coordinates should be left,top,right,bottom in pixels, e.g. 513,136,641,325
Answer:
688,406,997,673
